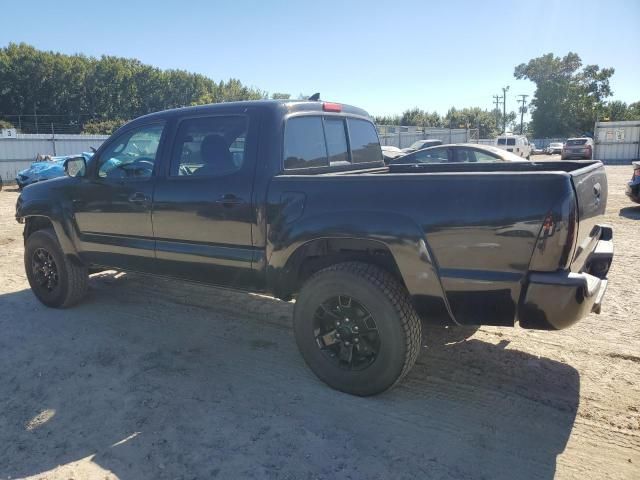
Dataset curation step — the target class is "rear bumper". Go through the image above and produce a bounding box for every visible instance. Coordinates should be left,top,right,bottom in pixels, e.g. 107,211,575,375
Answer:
562,152,591,159
627,181,640,203
519,226,613,330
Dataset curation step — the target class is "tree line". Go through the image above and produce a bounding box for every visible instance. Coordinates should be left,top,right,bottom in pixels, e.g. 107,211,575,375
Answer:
0,44,637,137
0,43,264,134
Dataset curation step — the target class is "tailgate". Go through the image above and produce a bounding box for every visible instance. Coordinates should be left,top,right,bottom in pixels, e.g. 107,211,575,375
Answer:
568,161,608,272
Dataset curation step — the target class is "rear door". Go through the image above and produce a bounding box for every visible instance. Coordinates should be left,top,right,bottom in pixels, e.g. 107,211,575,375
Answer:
151,112,260,287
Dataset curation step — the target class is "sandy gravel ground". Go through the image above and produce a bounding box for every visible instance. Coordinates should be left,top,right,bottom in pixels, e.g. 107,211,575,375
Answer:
0,162,638,479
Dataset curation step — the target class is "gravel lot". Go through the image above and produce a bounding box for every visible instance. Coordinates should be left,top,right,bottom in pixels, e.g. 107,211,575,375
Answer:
0,161,638,480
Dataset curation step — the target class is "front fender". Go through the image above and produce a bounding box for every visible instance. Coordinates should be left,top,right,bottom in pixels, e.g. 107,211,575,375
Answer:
16,193,79,257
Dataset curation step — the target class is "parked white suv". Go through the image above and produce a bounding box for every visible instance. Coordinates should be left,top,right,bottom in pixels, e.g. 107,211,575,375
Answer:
495,135,532,160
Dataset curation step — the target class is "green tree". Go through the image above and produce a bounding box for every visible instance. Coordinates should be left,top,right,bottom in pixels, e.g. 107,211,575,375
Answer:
373,114,401,125
514,52,614,137
0,43,265,132
82,118,127,135
399,108,442,127
601,100,640,121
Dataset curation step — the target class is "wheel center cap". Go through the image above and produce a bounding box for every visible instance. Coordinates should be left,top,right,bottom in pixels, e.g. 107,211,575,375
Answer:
337,323,356,340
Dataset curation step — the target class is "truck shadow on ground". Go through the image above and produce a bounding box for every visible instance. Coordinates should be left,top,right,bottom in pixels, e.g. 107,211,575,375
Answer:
619,205,640,219
0,272,579,480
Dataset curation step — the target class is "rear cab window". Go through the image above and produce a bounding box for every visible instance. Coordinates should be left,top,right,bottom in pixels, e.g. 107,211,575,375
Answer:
566,139,587,146
283,115,382,170
497,138,516,146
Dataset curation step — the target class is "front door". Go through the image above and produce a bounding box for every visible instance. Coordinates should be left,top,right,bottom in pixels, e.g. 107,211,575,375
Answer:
72,122,166,271
151,113,259,287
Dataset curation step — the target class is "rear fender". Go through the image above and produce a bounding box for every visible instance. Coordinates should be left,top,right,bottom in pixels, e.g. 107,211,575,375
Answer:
267,210,456,324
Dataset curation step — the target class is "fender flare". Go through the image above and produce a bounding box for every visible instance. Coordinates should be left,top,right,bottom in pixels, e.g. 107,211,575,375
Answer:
18,199,80,257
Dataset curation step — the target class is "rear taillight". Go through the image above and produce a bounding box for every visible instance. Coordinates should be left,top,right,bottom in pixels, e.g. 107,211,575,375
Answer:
559,200,578,269
542,213,555,236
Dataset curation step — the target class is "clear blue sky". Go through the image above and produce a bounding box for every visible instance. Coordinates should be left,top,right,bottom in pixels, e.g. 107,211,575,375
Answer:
2,0,639,118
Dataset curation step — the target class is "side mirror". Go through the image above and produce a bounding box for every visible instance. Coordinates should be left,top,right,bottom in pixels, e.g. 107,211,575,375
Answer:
64,156,86,178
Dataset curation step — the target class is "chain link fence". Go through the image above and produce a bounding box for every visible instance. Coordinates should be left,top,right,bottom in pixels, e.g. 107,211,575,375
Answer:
377,125,479,148
1,114,104,134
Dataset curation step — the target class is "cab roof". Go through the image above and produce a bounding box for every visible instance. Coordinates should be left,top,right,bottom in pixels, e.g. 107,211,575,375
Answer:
129,99,371,125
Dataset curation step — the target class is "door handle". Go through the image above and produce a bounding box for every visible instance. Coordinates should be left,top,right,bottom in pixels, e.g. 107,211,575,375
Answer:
215,194,243,207
128,192,149,205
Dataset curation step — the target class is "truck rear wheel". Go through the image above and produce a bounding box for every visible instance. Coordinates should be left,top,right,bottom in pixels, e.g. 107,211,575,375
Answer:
293,262,421,396
25,229,88,308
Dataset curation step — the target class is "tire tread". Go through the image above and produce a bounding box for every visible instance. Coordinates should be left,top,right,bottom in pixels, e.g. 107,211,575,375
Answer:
307,262,422,392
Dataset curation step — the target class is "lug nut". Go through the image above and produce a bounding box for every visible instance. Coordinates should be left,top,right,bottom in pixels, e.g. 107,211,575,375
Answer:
344,341,350,346
354,338,359,343
345,318,350,322
336,321,341,326
353,326,359,332
336,333,341,338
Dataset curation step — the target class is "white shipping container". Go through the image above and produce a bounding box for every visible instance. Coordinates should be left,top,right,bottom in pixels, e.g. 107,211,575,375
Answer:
593,121,640,163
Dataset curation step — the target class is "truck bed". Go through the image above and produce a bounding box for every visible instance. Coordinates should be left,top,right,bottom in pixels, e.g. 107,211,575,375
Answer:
269,160,609,328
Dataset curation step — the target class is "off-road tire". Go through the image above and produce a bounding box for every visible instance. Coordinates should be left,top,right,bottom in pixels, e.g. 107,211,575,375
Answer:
25,228,88,308
293,262,421,396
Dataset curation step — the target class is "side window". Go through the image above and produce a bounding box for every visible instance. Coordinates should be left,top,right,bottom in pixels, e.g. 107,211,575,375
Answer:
455,148,477,163
414,147,449,163
284,116,328,169
472,150,501,162
98,124,164,179
170,116,247,177
324,118,349,165
347,118,383,163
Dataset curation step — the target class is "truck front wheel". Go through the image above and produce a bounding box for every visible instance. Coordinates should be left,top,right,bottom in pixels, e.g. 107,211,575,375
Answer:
293,262,421,396
25,229,88,308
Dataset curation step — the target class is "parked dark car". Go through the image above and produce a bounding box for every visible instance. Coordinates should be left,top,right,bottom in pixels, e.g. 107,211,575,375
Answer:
16,153,93,189
401,139,443,153
16,100,613,396
562,137,594,160
390,144,529,164
626,161,640,204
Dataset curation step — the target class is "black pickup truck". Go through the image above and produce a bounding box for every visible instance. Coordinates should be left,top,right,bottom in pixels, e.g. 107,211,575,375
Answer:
16,100,614,396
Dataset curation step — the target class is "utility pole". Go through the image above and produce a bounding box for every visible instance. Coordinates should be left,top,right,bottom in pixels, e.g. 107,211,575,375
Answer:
501,86,510,134
517,94,529,135
493,94,503,134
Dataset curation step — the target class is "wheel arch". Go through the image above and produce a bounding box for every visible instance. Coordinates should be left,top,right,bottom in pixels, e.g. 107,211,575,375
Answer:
271,237,406,299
